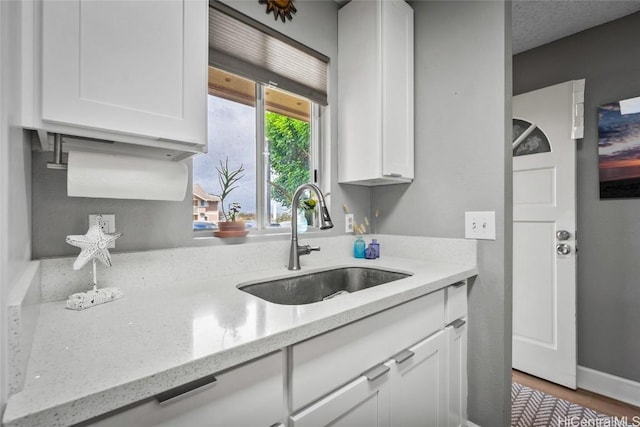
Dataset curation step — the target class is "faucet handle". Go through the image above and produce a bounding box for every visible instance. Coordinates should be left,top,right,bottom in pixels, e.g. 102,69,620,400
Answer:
298,245,320,256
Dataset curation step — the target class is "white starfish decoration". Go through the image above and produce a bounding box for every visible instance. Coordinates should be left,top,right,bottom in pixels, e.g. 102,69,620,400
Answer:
66,222,122,270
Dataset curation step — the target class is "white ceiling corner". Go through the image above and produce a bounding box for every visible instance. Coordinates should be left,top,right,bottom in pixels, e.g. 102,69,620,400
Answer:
334,0,640,55
512,0,640,54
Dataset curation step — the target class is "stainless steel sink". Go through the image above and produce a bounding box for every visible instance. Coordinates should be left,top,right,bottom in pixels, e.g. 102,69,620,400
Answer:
238,267,412,305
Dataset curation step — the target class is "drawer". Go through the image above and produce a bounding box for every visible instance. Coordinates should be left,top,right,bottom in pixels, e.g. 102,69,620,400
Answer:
85,352,283,427
290,290,444,412
289,368,392,427
445,281,467,324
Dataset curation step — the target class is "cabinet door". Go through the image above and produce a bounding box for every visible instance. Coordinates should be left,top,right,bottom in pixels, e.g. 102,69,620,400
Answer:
447,321,468,427
390,331,448,427
86,352,283,427
381,0,414,180
291,290,444,412
337,0,381,184
290,368,391,427
41,0,206,146
338,0,413,185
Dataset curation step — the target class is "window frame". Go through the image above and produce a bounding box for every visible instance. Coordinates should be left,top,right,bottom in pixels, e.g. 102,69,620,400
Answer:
193,72,324,238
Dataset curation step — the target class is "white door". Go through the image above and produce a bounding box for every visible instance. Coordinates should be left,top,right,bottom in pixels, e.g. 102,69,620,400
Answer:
512,80,581,389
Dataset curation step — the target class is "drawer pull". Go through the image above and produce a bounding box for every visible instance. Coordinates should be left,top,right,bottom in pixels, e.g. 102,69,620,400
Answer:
155,373,217,405
453,282,466,288
450,319,466,329
391,349,415,364
383,173,402,178
362,364,390,382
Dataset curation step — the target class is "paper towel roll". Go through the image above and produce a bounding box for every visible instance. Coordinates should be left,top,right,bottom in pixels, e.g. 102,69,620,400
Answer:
67,151,188,201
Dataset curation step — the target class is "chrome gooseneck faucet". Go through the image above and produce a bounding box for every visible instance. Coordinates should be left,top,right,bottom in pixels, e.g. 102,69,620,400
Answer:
288,183,333,270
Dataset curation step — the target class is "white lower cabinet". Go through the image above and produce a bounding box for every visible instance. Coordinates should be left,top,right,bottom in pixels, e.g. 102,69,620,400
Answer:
447,320,468,427
445,282,468,427
290,368,392,427
289,291,444,413
390,331,448,427
289,330,449,427
86,351,283,427
288,286,465,427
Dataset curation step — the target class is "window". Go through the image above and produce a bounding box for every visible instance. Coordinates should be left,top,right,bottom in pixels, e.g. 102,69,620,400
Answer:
193,68,319,231
512,119,551,157
193,3,328,233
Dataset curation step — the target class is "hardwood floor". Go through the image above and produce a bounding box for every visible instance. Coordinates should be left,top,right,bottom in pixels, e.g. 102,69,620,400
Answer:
513,370,640,419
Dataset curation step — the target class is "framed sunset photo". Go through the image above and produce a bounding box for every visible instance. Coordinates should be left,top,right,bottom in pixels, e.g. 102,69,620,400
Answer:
598,96,640,199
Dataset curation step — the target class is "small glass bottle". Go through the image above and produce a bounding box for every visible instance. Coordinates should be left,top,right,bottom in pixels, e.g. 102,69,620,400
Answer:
365,246,376,259
354,235,366,258
370,239,380,258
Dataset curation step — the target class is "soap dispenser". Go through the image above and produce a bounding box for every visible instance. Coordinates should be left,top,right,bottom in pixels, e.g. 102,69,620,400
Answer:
354,235,366,258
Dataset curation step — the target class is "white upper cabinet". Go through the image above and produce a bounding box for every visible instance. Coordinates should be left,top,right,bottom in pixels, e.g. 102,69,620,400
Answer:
22,0,207,160
338,0,414,185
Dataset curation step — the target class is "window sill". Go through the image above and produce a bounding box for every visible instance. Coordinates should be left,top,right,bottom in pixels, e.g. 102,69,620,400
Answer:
193,226,326,241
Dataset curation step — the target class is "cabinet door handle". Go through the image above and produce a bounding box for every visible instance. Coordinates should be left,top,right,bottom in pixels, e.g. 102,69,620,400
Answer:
155,373,217,405
391,349,415,364
383,173,402,178
453,281,466,288
450,319,466,329
362,364,390,382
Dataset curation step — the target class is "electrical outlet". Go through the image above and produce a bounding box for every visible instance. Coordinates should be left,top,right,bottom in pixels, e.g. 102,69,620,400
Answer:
89,214,116,248
464,211,496,240
345,213,354,233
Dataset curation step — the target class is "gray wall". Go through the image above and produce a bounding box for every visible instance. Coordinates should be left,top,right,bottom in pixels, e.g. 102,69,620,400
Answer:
1,0,33,408
371,2,512,426
31,0,371,258
514,12,640,384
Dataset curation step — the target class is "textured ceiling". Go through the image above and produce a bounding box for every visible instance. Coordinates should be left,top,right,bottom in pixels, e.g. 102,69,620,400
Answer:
336,1,640,55
512,0,640,54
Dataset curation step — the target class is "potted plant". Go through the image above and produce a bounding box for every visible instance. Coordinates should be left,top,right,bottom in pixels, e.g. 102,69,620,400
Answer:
300,196,317,231
214,159,249,238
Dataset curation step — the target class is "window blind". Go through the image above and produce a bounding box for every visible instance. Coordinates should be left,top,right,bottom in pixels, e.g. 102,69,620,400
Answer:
209,1,329,105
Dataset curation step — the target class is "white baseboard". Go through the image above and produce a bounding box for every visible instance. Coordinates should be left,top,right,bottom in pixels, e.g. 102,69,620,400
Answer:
577,365,640,408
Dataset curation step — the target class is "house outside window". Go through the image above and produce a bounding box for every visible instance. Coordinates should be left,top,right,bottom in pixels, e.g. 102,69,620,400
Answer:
192,183,220,224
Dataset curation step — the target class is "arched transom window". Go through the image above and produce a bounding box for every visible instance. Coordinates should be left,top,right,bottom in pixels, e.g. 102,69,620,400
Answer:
513,119,551,156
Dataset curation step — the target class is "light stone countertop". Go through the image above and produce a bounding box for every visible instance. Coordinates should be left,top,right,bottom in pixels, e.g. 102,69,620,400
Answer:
2,238,477,427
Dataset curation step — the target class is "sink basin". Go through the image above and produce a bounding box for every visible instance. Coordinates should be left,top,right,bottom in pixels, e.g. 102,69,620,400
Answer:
238,267,412,305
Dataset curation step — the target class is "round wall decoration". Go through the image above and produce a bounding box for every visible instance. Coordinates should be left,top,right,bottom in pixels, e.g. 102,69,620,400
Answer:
259,0,297,22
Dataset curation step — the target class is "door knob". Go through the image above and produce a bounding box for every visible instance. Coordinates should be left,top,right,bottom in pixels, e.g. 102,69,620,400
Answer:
556,244,571,255
556,230,571,241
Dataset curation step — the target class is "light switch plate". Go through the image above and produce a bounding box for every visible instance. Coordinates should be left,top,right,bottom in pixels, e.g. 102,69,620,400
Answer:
465,211,496,240
89,214,116,248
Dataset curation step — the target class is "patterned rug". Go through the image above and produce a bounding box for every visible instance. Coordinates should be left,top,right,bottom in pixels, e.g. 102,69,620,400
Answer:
511,382,628,427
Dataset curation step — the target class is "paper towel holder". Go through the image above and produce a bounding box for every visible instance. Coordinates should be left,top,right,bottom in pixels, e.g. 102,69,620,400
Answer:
46,133,68,170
